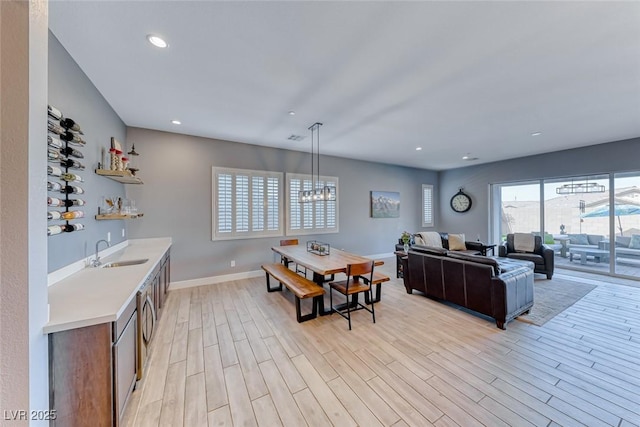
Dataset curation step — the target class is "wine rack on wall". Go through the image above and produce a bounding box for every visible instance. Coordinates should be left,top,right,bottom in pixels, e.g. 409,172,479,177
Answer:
47,105,87,236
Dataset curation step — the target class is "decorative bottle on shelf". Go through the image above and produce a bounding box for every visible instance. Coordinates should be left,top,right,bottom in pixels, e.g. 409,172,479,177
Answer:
48,149,65,161
48,105,62,120
48,197,64,207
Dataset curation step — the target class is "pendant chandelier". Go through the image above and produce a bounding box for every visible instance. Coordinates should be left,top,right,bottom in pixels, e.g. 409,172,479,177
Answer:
298,122,336,203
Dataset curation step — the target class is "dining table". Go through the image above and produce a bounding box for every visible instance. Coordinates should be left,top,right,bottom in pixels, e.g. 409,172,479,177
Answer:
271,244,385,314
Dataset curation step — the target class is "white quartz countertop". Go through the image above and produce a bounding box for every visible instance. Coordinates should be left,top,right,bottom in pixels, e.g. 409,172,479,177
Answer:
44,237,172,334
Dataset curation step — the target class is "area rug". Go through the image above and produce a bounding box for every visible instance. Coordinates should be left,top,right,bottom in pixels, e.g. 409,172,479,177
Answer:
516,277,596,326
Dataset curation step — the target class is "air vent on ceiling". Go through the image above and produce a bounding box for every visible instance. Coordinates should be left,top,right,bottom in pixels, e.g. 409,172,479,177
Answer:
287,135,305,141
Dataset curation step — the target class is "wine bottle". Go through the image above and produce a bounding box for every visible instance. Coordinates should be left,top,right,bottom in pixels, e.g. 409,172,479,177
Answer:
60,117,83,134
48,120,65,135
48,105,62,120
60,172,83,182
48,165,63,177
48,197,64,207
48,211,63,220
47,225,66,236
59,132,86,146
60,158,85,170
61,210,84,220
64,223,85,232
60,185,84,194
60,147,84,159
64,199,86,207
47,181,62,191
47,135,63,149
48,149,65,161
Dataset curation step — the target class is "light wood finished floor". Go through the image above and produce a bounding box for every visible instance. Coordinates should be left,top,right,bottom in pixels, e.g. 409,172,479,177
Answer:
122,258,640,427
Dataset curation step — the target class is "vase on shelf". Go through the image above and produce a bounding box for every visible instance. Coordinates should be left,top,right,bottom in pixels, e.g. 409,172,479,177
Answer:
403,243,409,253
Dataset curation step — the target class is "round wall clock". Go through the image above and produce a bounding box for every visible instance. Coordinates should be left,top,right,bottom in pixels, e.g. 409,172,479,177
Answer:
450,188,472,213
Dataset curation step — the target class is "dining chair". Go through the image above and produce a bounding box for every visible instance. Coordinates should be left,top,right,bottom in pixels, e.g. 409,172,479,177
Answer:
329,260,376,330
279,239,307,276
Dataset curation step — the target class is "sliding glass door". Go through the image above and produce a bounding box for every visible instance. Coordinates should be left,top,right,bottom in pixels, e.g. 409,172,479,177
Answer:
492,173,640,280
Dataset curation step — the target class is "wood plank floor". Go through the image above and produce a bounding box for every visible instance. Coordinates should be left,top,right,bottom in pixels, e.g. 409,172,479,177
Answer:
122,258,640,427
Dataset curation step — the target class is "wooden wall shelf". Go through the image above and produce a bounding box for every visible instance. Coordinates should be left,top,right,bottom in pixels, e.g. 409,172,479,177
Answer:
95,213,144,220
95,169,143,184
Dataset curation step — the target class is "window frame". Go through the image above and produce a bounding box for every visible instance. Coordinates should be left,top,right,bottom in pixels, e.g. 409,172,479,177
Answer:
286,173,339,236
212,167,283,240
422,184,434,227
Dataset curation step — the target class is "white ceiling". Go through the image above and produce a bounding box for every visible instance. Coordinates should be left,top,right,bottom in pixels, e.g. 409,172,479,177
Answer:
49,1,640,171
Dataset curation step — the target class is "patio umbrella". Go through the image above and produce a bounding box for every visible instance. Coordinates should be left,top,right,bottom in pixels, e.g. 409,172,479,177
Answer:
580,204,640,236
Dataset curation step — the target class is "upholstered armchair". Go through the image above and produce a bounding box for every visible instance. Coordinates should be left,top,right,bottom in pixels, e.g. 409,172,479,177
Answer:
499,233,554,279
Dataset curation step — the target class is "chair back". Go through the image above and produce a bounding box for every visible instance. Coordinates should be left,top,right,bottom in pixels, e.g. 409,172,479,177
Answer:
346,260,375,289
506,234,542,253
280,239,299,246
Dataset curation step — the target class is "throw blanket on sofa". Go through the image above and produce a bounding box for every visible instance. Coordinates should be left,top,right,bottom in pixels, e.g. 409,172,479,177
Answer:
514,233,535,253
414,232,443,248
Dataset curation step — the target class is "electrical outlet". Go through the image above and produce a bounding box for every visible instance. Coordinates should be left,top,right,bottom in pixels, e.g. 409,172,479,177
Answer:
107,232,111,243
230,260,236,267
122,228,125,237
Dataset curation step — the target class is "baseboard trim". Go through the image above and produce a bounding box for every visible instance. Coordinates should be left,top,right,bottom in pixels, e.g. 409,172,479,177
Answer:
169,269,264,290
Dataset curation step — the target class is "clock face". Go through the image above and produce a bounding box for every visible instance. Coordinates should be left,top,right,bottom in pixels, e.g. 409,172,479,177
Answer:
450,192,472,212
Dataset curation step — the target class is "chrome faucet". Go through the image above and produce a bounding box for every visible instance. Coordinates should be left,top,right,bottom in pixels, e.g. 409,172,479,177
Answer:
92,239,110,267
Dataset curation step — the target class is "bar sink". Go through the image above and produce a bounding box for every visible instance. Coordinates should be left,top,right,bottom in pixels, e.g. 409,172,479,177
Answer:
101,258,149,268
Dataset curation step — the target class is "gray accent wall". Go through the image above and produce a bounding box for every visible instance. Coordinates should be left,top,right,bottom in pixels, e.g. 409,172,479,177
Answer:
438,137,640,243
48,32,128,272
125,127,437,282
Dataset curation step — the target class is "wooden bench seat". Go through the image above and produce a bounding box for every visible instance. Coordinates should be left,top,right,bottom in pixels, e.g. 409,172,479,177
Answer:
261,263,326,323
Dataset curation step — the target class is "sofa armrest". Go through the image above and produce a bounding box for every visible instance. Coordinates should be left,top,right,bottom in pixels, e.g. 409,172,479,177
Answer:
498,243,508,257
464,241,484,253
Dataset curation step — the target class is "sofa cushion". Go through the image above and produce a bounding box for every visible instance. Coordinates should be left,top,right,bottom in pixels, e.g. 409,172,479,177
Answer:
447,252,499,275
629,234,640,249
414,232,443,248
410,244,448,256
587,234,605,245
448,233,467,251
506,252,544,266
568,233,589,245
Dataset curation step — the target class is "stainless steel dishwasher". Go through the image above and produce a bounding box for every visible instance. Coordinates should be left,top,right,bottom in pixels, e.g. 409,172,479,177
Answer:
136,276,156,380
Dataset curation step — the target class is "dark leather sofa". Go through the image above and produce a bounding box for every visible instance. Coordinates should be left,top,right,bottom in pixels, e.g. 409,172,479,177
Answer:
396,232,485,255
498,234,554,279
401,245,534,329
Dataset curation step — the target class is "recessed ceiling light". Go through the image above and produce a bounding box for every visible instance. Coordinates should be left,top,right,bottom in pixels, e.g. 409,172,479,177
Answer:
147,34,168,48
171,120,181,125
288,111,296,116
462,154,478,161
416,147,422,151
531,132,542,136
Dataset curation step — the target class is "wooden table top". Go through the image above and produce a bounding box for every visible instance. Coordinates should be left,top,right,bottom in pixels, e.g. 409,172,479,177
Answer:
272,245,384,276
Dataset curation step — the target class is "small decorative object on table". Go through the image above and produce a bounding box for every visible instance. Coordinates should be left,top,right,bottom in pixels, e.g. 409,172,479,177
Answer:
401,231,412,252
307,240,330,255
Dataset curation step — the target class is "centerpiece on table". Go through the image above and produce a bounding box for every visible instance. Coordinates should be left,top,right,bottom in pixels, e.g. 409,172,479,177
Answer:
401,231,412,252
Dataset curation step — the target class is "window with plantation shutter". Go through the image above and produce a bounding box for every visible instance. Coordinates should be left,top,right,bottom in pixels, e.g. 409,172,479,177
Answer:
422,184,434,227
286,173,338,236
212,167,283,240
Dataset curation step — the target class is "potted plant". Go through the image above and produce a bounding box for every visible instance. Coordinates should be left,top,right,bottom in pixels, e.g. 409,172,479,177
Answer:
401,231,412,252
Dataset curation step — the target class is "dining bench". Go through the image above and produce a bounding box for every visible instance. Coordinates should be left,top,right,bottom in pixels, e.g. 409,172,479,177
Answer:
261,263,326,323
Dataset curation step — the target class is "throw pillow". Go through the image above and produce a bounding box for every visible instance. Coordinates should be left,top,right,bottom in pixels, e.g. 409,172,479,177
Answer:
448,233,467,251
568,233,589,245
629,234,640,249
